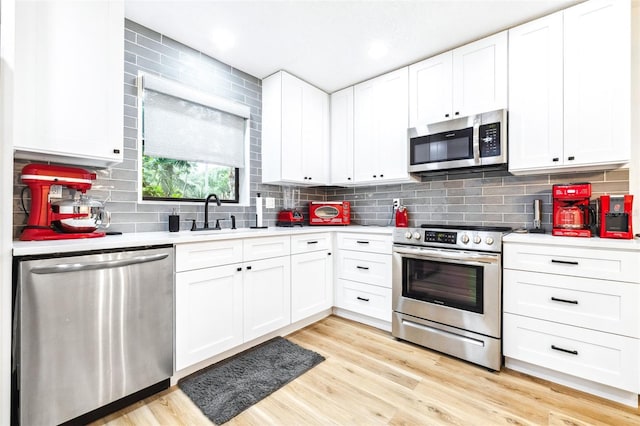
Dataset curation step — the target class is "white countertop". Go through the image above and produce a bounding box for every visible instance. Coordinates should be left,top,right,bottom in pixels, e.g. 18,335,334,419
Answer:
503,231,640,251
12,225,394,256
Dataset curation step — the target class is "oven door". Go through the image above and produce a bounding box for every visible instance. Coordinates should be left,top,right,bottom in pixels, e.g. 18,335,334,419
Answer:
392,244,501,338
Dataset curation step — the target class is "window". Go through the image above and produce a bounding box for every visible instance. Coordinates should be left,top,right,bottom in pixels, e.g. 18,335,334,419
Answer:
138,72,251,203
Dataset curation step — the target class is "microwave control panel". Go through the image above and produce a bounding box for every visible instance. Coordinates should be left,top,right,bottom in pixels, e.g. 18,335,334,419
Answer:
479,122,501,157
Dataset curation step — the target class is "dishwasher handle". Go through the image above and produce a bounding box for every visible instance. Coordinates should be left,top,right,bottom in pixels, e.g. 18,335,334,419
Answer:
30,253,170,275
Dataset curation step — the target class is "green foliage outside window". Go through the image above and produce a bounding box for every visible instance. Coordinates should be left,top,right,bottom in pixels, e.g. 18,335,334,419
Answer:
142,155,237,202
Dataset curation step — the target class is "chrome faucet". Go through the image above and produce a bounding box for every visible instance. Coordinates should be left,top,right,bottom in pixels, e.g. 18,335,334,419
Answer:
204,193,222,229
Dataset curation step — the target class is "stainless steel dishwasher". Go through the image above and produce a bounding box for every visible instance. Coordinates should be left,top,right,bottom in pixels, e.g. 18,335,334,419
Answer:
13,245,174,425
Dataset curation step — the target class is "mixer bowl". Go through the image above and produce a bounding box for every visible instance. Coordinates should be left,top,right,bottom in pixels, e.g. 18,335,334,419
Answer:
52,196,110,233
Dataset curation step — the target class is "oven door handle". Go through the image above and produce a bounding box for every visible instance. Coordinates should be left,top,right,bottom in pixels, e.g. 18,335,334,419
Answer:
392,246,499,264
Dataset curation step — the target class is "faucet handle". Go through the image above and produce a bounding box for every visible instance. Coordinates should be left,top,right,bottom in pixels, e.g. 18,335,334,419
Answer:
214,219,222,230
190,219,197,231
230,215,236,229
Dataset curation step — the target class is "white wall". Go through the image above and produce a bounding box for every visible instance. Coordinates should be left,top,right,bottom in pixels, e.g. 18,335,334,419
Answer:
0,1,16,424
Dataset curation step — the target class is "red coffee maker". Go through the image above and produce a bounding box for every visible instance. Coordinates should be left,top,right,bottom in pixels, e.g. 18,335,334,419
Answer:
599,194,633,239
20,164,107,241
552,183,596,237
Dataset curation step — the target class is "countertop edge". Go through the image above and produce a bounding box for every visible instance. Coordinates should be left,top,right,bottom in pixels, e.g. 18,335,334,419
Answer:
503,232,640,250
13,226,394,256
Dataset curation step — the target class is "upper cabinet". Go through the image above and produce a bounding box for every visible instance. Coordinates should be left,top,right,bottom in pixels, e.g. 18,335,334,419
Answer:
353,67,414,184
509,0,630,175
13,0,124,167
262,71,330,186
409,32,507,127
330,87,355,185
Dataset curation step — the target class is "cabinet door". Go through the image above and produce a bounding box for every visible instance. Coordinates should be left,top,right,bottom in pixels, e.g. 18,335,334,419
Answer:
452,31,507,117
243,256,291,341
353,67,410,183
563,0,630,166
376,67,410,181
13,0,124,167
508,13,564,172
291,250,333,322
353,79,379,182
409,51,453,126
330,87,355,184
175,264,243,370
280,72,305,182
302,83,329,183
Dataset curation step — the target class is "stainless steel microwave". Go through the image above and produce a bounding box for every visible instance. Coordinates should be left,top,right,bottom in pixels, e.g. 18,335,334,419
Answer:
408,109,507,173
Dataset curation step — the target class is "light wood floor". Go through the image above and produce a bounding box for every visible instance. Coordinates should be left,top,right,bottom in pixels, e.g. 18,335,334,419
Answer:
91,315,640,426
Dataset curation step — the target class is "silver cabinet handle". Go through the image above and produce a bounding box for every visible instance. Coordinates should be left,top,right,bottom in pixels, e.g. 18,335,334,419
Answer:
30,253,169,274
393,245,499,264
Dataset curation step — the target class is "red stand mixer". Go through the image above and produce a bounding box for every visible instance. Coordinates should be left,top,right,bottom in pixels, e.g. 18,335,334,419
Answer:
552,183,596,237
20,164,109,241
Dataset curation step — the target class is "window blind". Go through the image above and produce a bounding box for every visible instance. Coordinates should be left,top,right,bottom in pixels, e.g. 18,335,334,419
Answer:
140,73,250,169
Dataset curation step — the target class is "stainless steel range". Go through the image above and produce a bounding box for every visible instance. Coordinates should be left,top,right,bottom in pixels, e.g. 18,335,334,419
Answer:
392,224,512,371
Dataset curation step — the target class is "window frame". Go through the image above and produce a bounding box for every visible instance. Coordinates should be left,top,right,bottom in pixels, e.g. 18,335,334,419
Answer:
136,72,251,206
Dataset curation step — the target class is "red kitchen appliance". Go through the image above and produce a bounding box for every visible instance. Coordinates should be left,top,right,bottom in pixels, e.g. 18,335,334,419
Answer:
276,209,304,227
309,201,351,225
552,183,596,237
395,206,409,227
599,194,633,239
20,163,107,241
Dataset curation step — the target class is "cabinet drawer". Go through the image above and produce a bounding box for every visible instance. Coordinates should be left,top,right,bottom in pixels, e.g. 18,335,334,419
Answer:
335,279,392,321
337,250,392,288
504,313,639,393
504,243,640,283
175,239,243,272
291,233,331,254
504,270,639,337
243,236,290,262
337,233,392,254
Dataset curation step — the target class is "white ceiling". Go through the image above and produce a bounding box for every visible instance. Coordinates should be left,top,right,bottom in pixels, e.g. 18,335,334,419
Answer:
125,0,581,93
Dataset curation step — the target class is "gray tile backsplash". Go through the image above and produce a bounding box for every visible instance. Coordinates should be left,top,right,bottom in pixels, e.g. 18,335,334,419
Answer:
11,20,630,239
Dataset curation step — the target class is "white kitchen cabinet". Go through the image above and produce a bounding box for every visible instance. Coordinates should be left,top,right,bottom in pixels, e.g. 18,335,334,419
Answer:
334,232,393,328
175,236,292,370
175,264,243,370
509,0,630,175
291,250,333,323
508,12,564,172
13,0,124,167
503,238,640,406
262,70,330,185
243,256,291,341
330,87,355,185
353,67,413,184
409,32,507,127
563,0,630,167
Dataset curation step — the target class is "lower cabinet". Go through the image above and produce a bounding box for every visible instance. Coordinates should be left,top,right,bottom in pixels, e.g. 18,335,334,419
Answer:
175,264,243,371
243,256,291,341
291,250,333,323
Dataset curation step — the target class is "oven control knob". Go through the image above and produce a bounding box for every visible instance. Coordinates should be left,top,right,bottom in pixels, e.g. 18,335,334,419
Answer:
486,237,494,245
413,232,421,240
473,235,482,244
460,234,470,244
405,232,413,240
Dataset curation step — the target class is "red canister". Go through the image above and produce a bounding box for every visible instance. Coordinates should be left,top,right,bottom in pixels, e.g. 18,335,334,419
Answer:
395,206,409,227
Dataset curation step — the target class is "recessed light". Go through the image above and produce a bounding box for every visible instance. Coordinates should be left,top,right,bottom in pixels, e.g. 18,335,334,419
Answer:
368,41,389,59
212,29,236,51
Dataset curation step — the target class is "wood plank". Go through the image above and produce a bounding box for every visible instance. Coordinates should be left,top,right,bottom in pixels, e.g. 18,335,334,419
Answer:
91,315,640,425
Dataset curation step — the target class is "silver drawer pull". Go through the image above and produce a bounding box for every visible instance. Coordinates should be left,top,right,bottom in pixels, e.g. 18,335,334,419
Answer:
356,265,369,270
356,296,370,302
551,297,578,305
551,345,578,355
551,259,579,266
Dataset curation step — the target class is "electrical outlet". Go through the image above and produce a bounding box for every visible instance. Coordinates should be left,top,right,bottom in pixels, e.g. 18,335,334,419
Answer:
265,197,275,209
49,185,63,199
393,198,400,210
